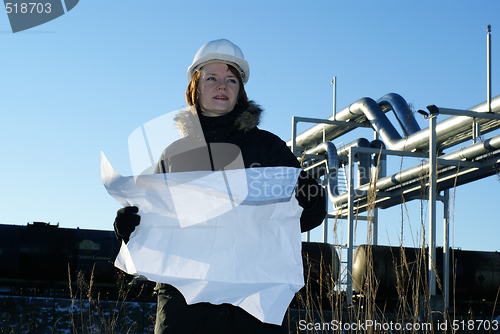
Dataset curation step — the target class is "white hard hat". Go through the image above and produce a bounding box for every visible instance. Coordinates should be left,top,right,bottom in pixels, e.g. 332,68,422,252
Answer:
187,39,250,85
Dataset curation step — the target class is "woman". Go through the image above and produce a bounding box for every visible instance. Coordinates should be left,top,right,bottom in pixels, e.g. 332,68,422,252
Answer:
114,39,326,334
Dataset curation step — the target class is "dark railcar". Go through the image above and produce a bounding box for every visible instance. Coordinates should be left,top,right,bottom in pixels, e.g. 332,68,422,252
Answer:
302,242,340,289
0,223,122,292
353,244,500,302
0,223,340,303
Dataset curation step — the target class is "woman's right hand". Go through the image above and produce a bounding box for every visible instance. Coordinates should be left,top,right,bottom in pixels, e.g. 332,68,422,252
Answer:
113,206,141,243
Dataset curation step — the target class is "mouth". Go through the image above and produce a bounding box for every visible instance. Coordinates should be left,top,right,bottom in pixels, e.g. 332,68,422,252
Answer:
213,95,229,101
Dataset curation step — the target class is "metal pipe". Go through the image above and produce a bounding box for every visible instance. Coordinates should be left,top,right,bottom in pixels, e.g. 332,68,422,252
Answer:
291,116,297,155
378,93,421,136
370,140,386,246
473,118,479,144
346,147,354,305
304,141,338,244
488,25,492,113
384,96,500,152
443,189,450,308
356,143,371,186
337,138,371,187
329,133,500,206
443,133,500,161
428,114,437,296
289,94,500,154
337,138,371,156
370,139,387,179
326,139,371,205
304,142,339,199
381,133,500,190
288,95,406,150
332,77,337,120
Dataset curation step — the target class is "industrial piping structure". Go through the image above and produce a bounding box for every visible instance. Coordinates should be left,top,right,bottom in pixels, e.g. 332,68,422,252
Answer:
287,92,500,306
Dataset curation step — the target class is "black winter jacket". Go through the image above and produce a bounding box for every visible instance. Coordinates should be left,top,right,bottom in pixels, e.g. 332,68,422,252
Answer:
153,102,326,334
155,102,327,232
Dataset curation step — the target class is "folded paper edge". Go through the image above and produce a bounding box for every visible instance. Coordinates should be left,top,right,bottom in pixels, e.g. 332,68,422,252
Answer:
100,151,122,187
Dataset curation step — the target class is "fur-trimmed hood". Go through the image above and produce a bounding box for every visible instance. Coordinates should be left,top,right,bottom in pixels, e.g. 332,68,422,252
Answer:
174,101,263,137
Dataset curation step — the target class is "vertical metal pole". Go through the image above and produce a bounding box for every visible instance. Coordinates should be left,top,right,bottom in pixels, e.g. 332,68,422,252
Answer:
473,118,477,143
323,164,328,242
428,115,437,297
322,164,328,243
346,147,354,304
372,132,380,246
443,189,450,308
332,77,337,120
292,116,308,243
488,25,492,113
322,216,328,243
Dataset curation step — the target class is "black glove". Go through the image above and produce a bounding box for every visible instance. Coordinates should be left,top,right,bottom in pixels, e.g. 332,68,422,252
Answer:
296,171,327,232
114,206,141,243
295,171,321,209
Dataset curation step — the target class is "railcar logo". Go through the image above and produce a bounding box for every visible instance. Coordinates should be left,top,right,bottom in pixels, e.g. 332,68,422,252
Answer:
79,239,100,253
4,0,78,33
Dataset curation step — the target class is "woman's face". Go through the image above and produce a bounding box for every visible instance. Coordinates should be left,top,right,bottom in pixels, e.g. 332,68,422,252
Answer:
197,62,240,117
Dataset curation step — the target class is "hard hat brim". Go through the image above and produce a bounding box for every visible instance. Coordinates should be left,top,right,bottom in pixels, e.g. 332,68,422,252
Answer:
187,53,249,85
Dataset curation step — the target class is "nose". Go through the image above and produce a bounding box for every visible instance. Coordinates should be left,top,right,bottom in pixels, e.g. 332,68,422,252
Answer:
217,81,228,90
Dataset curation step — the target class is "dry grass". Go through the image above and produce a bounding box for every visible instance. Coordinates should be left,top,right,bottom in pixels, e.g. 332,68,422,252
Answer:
66,265,155,334
289,152,500,333
0,266,156,334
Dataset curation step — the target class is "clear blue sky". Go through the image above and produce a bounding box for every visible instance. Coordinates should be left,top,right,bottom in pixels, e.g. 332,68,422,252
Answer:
1,0,499,252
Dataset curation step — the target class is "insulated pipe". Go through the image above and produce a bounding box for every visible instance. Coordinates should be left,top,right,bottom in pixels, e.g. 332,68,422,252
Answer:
336,138,371,156
289,94,500,154
378,96,500,152
377,93,421,136
440,134,500,162
337,138,371,186
370,139,387,179
393,95,500,152
330,133,500,206
289,96,402,149
370,139,385,246
304,142,339,198
372,133,500,191
288,93,418,151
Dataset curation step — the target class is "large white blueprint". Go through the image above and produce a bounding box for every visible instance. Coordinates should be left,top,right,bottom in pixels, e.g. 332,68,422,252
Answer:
100,152,304,325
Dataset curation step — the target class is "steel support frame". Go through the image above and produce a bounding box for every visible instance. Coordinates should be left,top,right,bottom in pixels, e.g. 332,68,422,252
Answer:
292,109,500,305
428,115,438,296
291,116,370,243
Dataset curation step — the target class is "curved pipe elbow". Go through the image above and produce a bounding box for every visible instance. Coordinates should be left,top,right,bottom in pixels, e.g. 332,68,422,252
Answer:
377,93,421,136
305,142,339,199
329,138,373,206
350,98,403,149
370,139,387,179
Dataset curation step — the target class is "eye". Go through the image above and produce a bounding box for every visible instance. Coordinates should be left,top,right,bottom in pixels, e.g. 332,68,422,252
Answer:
227,78,237,84
207,76,216,81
